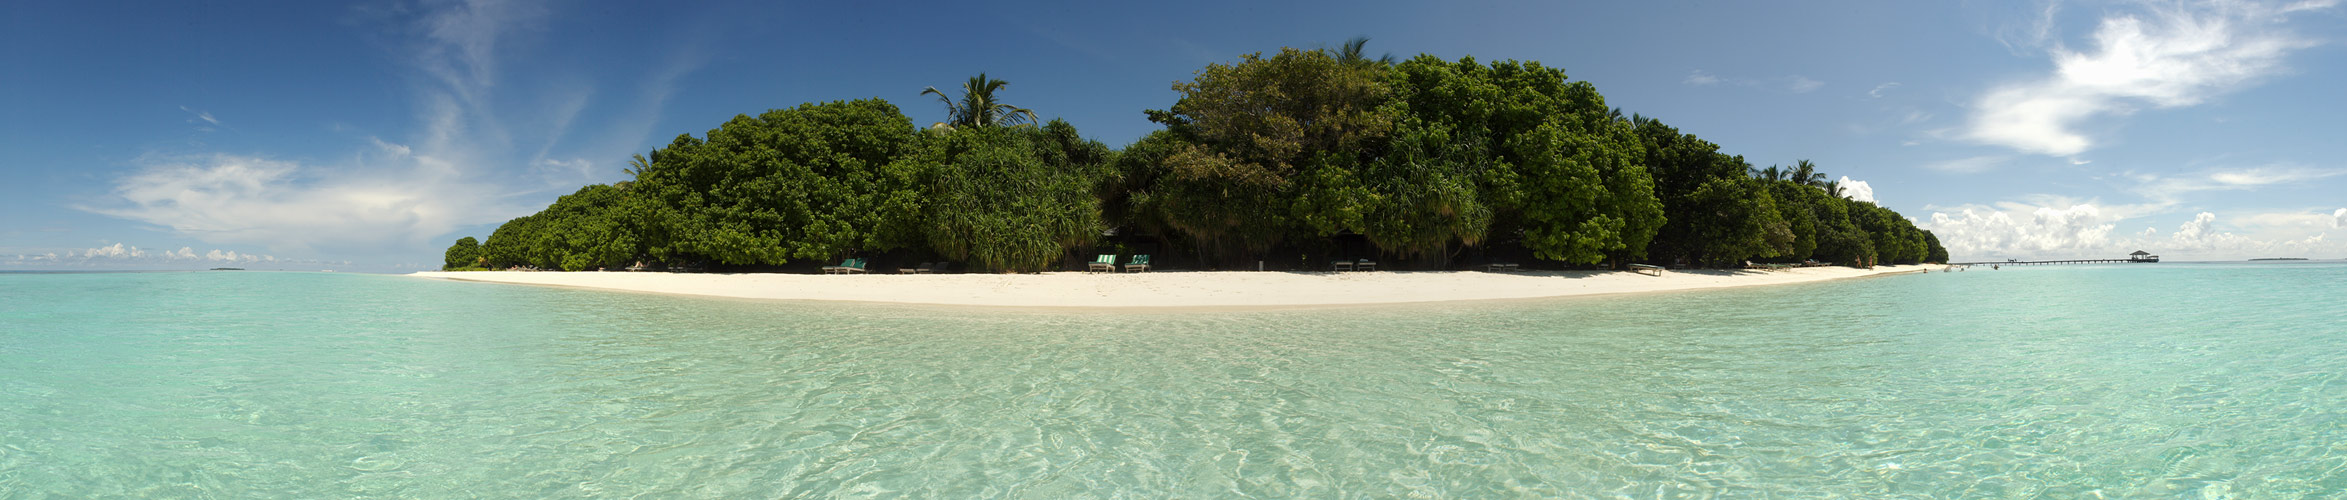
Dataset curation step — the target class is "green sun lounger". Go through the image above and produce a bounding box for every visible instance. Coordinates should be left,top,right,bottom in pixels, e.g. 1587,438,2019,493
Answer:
823,258,867,274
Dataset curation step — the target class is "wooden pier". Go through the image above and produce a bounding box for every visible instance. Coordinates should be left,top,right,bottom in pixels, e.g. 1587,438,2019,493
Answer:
1949,258,2156,266
1952,250,2160,267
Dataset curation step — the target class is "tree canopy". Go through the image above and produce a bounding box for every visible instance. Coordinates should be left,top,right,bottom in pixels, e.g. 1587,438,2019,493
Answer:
449,49,1944,273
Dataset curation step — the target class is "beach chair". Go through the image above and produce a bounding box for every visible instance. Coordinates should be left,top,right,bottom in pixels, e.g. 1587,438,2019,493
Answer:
822,258,868,274
1088,254,1118,273
1485,262,1519,272
1628,263,1664,276
1123,254,1151,272
916,262,939,274
1355,259,1377,272
1330,260,1354,272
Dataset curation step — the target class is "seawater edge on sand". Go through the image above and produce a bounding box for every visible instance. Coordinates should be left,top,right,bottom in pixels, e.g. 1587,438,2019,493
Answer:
405,266,1935,311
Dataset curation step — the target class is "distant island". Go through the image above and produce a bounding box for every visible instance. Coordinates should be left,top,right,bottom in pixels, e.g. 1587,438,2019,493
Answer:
442,40,1949,274
2249,258,2308,261
209,267,244,271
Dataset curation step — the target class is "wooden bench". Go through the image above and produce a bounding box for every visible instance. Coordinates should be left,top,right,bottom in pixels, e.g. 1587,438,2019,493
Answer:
1628,264,1664,276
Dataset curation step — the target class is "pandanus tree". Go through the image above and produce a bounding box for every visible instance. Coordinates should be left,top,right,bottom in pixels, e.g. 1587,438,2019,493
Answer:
921,73,1040,130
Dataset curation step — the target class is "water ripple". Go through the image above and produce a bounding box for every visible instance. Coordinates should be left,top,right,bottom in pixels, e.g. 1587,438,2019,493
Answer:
3,265,2347,497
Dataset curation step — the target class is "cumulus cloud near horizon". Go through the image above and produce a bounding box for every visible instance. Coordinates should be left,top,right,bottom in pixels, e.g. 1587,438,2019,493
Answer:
1922,202,2347,261
2,242,306,266
1836,176,1877,204
1965,1,2331,156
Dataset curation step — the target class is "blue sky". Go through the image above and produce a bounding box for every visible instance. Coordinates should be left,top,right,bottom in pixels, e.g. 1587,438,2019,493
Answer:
4,0,2343,271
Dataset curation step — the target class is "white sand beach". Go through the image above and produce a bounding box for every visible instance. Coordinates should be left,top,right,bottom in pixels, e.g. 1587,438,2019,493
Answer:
410,265,1934,308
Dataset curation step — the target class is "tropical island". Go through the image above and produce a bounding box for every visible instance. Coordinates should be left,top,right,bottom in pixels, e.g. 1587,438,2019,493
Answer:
422,41,1946,305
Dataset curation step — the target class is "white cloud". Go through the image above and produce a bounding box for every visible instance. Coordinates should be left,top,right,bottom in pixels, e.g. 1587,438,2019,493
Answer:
1923,202,2347,261
1684,70,1722,86
1837,176,1877,204
532,157,594,179
82,243,147,259
71,1,710,266
1683,70,1824,93
82,153,504,254
2171,211,2222,246
2129,165,2346,204
3,242,290,267
2334,208,2347,229
1921,155,2010,174
179,106,220,126
1869,82,1901,98
81,1,544,256
1787,76,1824,93
1926,203,2117,260
1965,1,2329,156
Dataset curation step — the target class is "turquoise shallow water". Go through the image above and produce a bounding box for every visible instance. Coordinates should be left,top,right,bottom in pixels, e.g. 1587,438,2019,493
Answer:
3,263,2346,498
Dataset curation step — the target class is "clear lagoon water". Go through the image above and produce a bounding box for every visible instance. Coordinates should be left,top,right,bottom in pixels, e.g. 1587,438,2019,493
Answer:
3,263,2345,498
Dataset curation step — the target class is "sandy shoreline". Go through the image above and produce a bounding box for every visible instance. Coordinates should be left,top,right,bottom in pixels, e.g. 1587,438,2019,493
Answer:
408,265,1933,308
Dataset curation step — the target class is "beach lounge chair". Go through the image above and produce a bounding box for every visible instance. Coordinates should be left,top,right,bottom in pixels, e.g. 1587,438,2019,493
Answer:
1355,259,1377,272
822,258,868,274
1088,254,1118,273
1485,262,1519,272
1330,260,1354,272
1628,263,1664,276
916,262,939,274
1123,255,1151,272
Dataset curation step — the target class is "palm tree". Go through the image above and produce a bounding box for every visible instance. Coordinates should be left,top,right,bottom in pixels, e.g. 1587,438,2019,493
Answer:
1789,159,1826,187
1328,36,1395,68
1750,165,1786,182
617,152,651,189
623,153,650,178
1823,179,1850,199
921,73,1039,130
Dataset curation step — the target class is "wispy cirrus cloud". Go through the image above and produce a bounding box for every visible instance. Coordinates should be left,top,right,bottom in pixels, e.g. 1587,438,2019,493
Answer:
2127,164,2347,204
79,0,712,259
1684,70,1825,93
1868,82,1901,98
1965,0,2333,157
1921,155,2012,174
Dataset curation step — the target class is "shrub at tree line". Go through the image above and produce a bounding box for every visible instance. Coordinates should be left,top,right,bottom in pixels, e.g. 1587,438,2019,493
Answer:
448,43,1945,272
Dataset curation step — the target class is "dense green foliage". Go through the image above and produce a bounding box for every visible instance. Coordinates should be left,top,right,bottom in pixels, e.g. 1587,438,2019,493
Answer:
440,237,480,270
452,45,1944,273
634,99,923,266
1131,47,1396,264
907,121,1113,272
